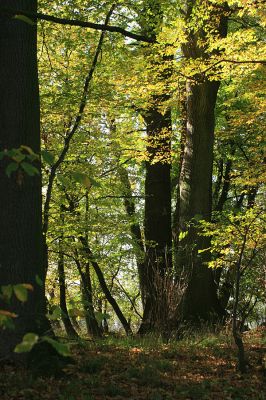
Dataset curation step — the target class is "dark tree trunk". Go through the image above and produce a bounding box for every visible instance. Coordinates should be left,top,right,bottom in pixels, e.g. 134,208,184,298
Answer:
79,238,132,335
58,236,79,338
0,0,51,359
139,108,172,333
80,262,102,337
136,0,173,333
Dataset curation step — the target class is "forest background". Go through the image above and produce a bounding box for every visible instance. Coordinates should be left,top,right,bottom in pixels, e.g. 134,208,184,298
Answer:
0,0,265,385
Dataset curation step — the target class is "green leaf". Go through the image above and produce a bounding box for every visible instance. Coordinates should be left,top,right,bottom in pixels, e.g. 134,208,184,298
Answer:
20,145,35,155
71,171,92,190
1,285,13,301
35,275,43,287
11,152,25,163
13,284,28,302
14,333,39,353
14,15,36,26
41,150,55,166
21,162,40,176
47,305,63,320
6,162,19,177
88,176,101,188
179,230,188,241
193,214,203,222
57,174,69,187
43,337,71,356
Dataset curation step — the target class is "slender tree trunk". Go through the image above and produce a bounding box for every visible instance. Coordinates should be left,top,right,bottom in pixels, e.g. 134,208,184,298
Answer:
0,0,52,359
80,261,102,337
79,238,132,335
117,163,146,304
58,232,79,338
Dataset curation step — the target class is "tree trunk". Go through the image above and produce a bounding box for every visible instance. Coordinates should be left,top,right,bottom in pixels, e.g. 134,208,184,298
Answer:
177,2,228,323
139,108,172,333
178,81,225,321
80,237,132,335
0,0,51,359
117,163,146,304
137,0,173,333
80,262,102,337
58,236,79,338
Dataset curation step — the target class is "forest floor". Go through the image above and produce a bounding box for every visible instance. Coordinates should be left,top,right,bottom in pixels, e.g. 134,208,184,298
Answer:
1,327,265,400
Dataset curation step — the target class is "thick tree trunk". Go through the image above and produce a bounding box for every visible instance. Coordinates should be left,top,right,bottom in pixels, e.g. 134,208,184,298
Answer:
176,1,228,324
139,108,172,333
0,1,51,359
178,81,225,322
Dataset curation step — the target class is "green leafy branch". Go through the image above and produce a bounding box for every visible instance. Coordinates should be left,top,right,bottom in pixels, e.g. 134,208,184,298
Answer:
0,146,40,178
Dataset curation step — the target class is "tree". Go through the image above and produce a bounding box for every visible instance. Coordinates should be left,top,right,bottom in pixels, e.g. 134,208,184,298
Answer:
0,0,50,359
176,0,229,322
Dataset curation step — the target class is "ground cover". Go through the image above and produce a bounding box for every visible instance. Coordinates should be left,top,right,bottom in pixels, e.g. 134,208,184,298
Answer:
1,328,265,400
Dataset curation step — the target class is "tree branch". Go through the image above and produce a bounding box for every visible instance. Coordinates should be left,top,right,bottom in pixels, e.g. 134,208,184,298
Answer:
42,5,115,237
0,8,153,43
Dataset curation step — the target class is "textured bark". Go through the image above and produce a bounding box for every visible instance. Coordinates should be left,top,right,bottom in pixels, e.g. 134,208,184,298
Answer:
137,0,173,334
0,0,51,359
139,108,172,333
177,1,228,322
178,81,225,321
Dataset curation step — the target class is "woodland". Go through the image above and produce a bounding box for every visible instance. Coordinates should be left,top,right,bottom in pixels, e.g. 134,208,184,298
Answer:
0,0,265,399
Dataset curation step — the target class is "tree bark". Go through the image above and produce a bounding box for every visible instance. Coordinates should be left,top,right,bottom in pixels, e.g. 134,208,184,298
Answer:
177,1,228,323
0,0,51,359
137,0,173,334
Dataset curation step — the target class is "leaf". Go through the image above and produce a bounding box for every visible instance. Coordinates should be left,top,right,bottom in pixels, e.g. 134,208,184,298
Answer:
20,145,35,155
41,150,55,166
14,333,39,353
21,162,39,176
6,162,18,177
1,285,13,301
179,231,188,241
88,176,101,188
43,337,71,356
35,275,43,287
14,15,36,26
71,171,92,190
21,283,34,291
13,284,28,302
11,152,25,163
57,174,69,187
0,310,17,318
47,305,63,320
